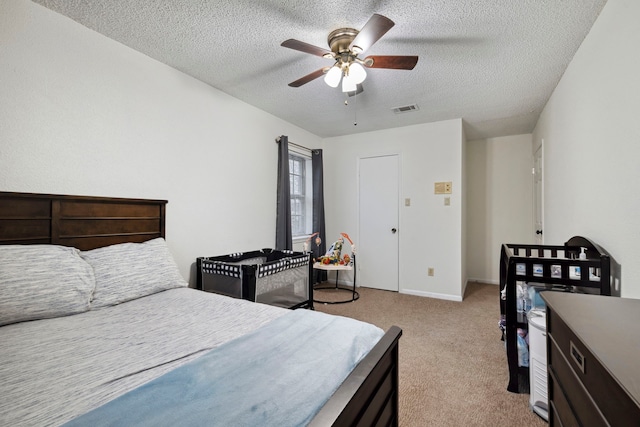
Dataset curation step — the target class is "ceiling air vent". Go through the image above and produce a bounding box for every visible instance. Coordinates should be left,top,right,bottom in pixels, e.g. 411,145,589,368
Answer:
392,104,419,114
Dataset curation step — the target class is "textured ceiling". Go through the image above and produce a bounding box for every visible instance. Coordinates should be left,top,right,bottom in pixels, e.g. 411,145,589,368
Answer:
32,0,607,140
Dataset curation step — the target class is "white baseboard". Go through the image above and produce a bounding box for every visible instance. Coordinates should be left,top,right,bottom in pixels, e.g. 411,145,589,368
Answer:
352,279,496,301
318,278,354,288
399,289,463,302
468,277,500,285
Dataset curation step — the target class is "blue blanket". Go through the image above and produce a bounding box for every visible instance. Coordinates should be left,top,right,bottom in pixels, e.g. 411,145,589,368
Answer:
63,309,384,427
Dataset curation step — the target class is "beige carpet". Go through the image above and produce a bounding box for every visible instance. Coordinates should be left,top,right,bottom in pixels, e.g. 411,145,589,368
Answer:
314,282,547,427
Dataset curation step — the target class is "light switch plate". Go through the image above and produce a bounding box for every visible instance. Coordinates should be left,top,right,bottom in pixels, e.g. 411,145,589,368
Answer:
405,198,411,206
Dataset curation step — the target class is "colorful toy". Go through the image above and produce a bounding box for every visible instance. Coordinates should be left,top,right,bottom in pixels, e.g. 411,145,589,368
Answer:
313,232,355,266
302,232,321,253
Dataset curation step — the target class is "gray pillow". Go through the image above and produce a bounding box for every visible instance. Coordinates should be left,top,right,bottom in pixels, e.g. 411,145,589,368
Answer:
0,245,95,326
82,238,187,308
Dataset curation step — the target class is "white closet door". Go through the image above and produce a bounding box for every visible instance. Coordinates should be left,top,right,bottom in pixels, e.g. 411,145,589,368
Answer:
358,154,399,291
533,144,544,244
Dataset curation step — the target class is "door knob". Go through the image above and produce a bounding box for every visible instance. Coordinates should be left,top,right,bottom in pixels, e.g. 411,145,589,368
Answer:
391,228,397,233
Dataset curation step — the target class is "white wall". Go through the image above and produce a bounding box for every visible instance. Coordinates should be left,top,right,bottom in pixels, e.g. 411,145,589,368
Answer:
0,0,321,285
1,0,568,301
323,120,465,301
533,0,640,298
466,134,534,284
460,125,468,296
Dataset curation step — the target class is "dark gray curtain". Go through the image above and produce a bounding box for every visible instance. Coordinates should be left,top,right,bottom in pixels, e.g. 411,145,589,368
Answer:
312,149,327,283
275,136,292,250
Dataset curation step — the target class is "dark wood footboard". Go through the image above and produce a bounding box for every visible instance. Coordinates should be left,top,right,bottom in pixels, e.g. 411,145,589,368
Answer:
309,326,403,427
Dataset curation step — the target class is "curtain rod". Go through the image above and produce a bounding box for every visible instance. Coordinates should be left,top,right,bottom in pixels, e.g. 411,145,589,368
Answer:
275,137,313,153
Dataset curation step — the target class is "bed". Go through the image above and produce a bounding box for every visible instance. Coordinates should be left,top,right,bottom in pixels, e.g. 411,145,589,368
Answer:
0,191,402,427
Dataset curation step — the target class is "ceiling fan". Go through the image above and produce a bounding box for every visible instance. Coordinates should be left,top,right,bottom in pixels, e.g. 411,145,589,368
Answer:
281,14,418,92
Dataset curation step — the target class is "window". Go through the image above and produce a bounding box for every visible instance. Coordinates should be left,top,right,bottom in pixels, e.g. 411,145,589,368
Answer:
289,151,313,237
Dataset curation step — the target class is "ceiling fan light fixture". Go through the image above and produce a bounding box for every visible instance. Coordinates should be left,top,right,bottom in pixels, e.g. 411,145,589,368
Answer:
341,74,357,93
349,62,367,84
324,66,342,88
281,14,418,89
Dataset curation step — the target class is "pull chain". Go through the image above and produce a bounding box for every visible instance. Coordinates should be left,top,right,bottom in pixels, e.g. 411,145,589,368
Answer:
344,90,358,126
344,88,358,126
353,89,358,126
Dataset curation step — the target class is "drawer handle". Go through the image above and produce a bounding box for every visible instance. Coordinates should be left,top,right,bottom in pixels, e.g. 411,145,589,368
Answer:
570,340,585,373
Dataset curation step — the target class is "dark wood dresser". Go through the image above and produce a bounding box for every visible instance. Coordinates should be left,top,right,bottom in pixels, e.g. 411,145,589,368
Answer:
542,292,640,427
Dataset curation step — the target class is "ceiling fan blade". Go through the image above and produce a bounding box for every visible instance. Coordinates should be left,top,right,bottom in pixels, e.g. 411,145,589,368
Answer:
364,55,418,70
349,14,395,53
288,68,326,87
281,39,333,58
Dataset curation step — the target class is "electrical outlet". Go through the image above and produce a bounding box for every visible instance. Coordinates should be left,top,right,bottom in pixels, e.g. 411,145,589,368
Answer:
428,267,434,276
444,197,450,206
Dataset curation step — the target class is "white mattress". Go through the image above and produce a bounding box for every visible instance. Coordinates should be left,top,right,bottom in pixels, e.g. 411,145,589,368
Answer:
0,288,287,427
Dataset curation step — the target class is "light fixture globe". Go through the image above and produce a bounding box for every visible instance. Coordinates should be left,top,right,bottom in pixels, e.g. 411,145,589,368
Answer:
324,66,342,88
349,62,367,84
341,74,357,93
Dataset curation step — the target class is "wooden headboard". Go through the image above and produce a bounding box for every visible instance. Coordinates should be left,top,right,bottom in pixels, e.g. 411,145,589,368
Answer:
0,192,167,250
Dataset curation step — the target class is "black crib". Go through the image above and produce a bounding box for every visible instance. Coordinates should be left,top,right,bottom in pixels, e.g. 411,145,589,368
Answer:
499,236,611,393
